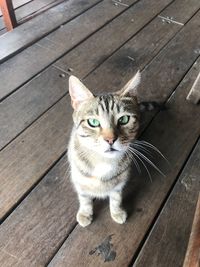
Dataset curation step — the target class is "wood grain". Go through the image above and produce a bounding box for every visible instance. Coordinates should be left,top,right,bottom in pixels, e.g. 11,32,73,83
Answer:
0,0,101,62
84,9,200,102
0,0,134,100
133,141,200,267
0,66,69,151
54,0,182,77
0,155,78,267
160,0,200,24
0,96,73,221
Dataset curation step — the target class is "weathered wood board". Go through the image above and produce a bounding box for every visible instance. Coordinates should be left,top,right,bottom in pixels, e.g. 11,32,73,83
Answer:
0,0,101,62
0,66,69,151
133,140,200,267
0,155,78,267
160,0,200,24
0,0,184,149
84,9,200,101
0,0,134,100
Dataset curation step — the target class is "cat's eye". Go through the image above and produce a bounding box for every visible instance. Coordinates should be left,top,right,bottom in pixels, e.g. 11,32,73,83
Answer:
118,115,130,125
87,118,100,127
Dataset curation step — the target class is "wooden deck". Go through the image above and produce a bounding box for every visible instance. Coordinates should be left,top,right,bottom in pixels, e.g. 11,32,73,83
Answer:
0,0,200,266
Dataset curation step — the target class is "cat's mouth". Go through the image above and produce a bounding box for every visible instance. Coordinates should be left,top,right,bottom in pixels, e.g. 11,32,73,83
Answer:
105,147,118,153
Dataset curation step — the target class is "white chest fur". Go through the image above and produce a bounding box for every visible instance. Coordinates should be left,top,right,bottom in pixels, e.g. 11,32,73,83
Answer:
71,161,126,198
92,162,116,179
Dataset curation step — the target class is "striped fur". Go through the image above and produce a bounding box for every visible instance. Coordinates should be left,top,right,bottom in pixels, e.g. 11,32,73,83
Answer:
68,72,141,226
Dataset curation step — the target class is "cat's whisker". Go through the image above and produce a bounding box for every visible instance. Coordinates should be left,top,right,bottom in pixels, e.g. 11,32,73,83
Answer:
132,143,153,158
134,140,170,164
128,147,152,182
129,147,165,178
125,150,141,174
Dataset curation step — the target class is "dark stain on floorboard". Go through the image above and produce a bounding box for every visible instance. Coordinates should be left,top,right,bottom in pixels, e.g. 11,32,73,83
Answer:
89,234,116,262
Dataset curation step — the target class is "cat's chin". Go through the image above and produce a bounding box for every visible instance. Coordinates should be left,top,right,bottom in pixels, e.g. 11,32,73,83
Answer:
103,150,123,159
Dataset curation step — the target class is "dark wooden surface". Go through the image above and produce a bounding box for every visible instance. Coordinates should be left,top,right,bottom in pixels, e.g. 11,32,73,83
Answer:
0,0,199,266
0,0,101,62
133,139,200,267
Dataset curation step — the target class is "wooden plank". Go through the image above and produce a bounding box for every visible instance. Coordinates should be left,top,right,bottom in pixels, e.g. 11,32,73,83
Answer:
0,155,78,267
0,0,183,149
160,0,200,24
84,9,200,102
0,96,73,221
0,22,200,267
0,66,69,151
133,141,200,267
183,193,200,267
43,0,169,47
56,0,200,76
0,0,17,30
47,52,200,267
54,0,185,77
0,3,200,222
0,0,101,62
14,0,65,21
0,0,135,100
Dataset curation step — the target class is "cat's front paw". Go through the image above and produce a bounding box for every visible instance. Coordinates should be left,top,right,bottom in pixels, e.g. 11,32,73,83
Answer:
76,212,93,227
111,209,127,224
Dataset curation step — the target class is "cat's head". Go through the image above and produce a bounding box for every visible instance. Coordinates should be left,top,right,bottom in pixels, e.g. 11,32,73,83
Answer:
69,72,141,158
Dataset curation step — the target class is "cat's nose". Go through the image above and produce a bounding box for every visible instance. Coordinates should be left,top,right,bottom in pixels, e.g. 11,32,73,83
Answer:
105,137,117,145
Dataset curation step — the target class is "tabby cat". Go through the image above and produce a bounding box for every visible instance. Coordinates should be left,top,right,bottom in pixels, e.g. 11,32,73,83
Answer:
68,72,141,227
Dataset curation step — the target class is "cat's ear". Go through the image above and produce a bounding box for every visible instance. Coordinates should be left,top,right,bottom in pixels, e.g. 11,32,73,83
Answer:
117,71,141,98
69,76,94,109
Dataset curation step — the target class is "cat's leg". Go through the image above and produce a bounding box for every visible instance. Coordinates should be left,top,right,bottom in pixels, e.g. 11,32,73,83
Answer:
109,190,127,224
76,194,93,227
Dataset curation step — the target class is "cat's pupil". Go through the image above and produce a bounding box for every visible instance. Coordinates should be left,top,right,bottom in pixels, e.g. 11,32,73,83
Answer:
118,115,130,125
88,118,100,127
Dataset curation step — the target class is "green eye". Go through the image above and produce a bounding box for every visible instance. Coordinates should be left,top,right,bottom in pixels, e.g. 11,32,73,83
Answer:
118,115,130,125
87,118,100,127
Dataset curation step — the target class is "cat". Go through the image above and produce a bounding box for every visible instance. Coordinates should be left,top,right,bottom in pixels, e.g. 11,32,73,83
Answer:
68,71,148,227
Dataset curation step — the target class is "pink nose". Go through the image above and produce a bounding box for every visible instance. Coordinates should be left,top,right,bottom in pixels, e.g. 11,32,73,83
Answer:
104,137,117,145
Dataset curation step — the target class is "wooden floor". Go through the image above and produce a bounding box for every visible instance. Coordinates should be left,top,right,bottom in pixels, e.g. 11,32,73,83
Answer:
0,0,200,266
